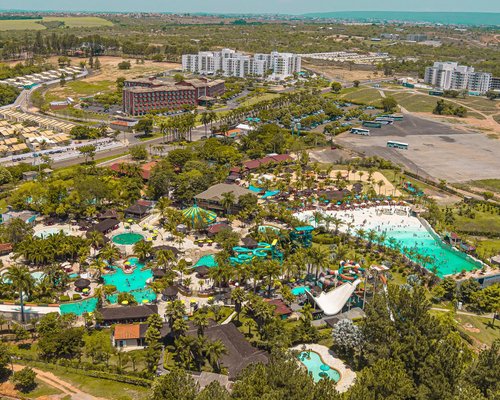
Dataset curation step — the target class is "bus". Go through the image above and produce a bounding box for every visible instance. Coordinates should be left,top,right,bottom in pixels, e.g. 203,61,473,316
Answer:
350,128,370,136
387,114,404,121
362,121,382,128
375,117,394,125
387,141,409,150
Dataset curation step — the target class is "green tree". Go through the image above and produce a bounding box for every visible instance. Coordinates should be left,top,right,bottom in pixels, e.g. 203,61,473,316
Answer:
330,81,342,93
196,381,230,400
11,367,36,393
135,117,154,136
149,368,197,400
5,264,34,323
466,339,500,398
130,145,148,160
382,96,398,112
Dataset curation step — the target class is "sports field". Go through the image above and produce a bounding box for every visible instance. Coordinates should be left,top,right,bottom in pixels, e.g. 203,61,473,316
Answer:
0,17,113,31
340,87,383,105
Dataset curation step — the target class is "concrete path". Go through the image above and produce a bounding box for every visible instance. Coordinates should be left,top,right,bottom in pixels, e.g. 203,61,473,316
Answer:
292,344,356,392
13,364,103,400
431,307,494,319
221,311,237,325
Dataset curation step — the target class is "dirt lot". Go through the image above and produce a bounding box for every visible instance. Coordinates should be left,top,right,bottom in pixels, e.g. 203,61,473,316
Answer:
335,114,500,183
303,61,379,82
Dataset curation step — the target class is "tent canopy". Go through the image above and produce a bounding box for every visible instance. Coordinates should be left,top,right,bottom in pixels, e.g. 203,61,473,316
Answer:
182,204,216,228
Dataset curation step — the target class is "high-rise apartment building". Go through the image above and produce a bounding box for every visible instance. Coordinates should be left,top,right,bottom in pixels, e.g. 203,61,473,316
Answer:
182,49,301,80
424,62,493,94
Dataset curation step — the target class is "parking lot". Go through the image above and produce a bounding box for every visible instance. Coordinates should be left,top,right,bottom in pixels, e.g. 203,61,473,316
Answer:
335,114,500,183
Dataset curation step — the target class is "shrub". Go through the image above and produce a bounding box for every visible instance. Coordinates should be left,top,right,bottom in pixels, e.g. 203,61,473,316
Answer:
59,295,70,302
72,294,82,301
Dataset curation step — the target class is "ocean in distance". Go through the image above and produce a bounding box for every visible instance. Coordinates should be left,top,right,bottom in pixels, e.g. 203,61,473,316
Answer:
302,11,500,26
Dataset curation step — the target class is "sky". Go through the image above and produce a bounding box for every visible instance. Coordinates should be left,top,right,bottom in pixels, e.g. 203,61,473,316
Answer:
3,0,500,14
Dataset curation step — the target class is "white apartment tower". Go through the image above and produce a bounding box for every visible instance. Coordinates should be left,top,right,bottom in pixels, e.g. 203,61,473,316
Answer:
424,62,492,93
182,49,301,80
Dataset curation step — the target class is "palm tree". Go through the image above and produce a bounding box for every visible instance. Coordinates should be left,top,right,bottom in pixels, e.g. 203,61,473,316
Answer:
220,192,236,216
377,179,385,195
193,310,209,336
87,231,104,258
231,288,246,321
358,171,364,182
156,249,175,271
204,340,227,373
5,265,34,323
200,111,211,137
133,240,153,262
100,243,120,265
156,197,172,221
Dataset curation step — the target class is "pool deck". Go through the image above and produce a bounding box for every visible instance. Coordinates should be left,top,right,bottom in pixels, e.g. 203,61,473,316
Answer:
292,344,356,392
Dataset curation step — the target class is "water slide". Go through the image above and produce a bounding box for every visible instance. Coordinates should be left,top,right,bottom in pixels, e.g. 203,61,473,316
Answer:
305,279,361,316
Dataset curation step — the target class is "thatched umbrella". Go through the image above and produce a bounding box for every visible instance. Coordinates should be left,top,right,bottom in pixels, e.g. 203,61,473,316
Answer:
74,278,91,289
162,286,179,299
195,266,210,277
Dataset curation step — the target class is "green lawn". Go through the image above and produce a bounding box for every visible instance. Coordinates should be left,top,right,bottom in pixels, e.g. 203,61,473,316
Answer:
0,17,112,31
24,363,148,400
475,239,500,260
0,19,45,31
455,314,500,347
452,210,500,235
238,93,279,107
43,16,113,28
392,92,437,113
341,87,383,105
468,179,500,194
25,379,63,398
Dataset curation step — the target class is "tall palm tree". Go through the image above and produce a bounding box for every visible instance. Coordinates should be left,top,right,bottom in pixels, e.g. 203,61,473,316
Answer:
200,111,211,137
87,231,104,258
133,240,153,262
156,249,175,271
5,265,34,323
100,243,120,265
231,288,246,321
193,310,209,336
220,192,236,216
204,340,227,373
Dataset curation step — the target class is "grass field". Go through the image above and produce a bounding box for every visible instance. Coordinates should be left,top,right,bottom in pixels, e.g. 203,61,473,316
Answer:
0,17,112,31
468,179,500,194
341,87,383,105
43,16,113,28
0,19,45,31
18,362,148,400
25,379,63,398
391,92,437,113
238,92,280,107
455,314,500,348
452,209,500,235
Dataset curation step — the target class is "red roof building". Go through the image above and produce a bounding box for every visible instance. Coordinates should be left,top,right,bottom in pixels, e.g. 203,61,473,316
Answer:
265,299,293,319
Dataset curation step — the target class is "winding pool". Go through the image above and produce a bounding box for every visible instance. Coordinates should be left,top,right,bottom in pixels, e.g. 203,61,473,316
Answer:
298,351,340,382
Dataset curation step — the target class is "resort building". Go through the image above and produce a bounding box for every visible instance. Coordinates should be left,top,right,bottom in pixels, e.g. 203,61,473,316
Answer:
194,183,255,213
182,49,301,80
122,77,225,116
424,62,493,93
101,304,159,326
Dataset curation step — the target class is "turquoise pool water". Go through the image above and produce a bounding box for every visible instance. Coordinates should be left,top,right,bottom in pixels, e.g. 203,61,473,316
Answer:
112,232,144,245
298,351,340,383
296,209,481,277
60,258,154,316
103,258,153,292
249,185,280,199
60,297,98,316
107,288,156,304
292,286,309,296
194,254,218,268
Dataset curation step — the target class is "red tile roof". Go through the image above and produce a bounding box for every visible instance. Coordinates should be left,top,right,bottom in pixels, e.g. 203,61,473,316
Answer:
113,324,141,340
265,299,292,316
0,243,13,253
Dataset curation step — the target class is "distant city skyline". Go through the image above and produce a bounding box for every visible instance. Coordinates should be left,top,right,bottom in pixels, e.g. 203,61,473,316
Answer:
3,0,500,14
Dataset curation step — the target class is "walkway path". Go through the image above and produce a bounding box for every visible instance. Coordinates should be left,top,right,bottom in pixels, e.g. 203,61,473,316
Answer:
221,311,237,325
431,307,494,319
291,344,356,392
13,364,103,400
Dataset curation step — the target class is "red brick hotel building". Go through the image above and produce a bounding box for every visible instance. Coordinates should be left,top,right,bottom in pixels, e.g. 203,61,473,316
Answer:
123,77,225,116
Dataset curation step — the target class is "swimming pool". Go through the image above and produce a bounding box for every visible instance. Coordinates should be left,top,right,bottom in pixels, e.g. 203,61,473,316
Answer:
193,254,218,268
112,232,144,245
103,258,153,292
298,351,340,383
60,259,154,316
249,185,280,199
292,286,309,296
34,227,71,238
60,297,98,316
295,207,481,277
